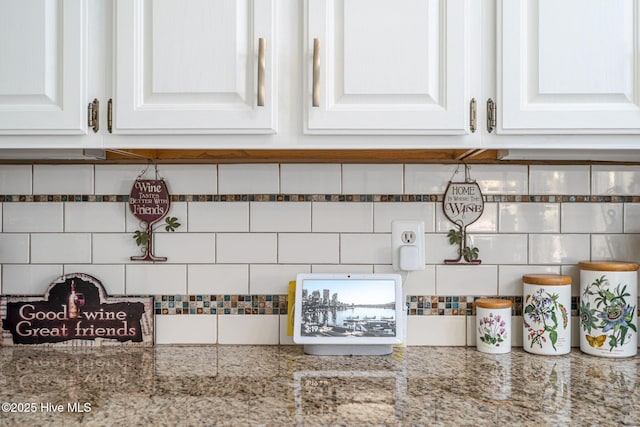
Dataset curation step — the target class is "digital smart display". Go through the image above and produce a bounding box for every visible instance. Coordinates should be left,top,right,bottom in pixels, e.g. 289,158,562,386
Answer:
293,274,404,345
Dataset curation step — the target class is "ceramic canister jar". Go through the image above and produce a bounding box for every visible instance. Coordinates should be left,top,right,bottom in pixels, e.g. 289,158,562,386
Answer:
579,261,639,358
476,298,512,354
522,274,572,355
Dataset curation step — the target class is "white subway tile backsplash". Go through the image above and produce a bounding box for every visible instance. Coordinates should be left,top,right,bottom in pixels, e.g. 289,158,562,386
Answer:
405,164,458,194
373,202,435,232
435,265,498,295
0,165,32,194
498,265,560,296
624,204,640,233
425,234,459,265
0,234,29,263
591,234,640,263
473,165,528,195
95,165,148,194
341,234,391,264
217,233,277,264
592,165,640,195
278,233,339,264
155,315,217,344
65,202,126,232
312,264,373,274
188,264,249,294
3,203,63,232
31,233,91,264
281,164,341,194
125,264,187,294
249,264,309,294
188,202,249,232
93,234,139,264
529,234,591,264
407,316,466,346
400,266,436,295
468,234,527,265
155,233,215,263
250,202,311,232
2,265,63,295
499,203,559,233
436,203,498,233
312,203,373,232
342,164,403,194
157,164,217,194
217,315,280,344
63,264,126,295
529,165,590,195
33,165,94,194
218,164,279,194
561,203,622,233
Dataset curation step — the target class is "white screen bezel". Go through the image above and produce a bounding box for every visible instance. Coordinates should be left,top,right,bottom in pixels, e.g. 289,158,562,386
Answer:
293,273,404,345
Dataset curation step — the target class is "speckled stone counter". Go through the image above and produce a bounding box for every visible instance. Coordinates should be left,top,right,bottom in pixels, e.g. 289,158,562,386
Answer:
0,345,638,426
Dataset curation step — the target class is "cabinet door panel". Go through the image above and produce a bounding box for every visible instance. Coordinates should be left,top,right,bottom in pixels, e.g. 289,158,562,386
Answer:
500,0,640,134
114,0,275,134
306,0,471,135
0,0,86,134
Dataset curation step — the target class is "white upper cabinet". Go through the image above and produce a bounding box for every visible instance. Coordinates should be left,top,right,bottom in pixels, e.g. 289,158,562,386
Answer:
498,0,640,134
0,0,87,134
113,0,276,134
305,0,475,135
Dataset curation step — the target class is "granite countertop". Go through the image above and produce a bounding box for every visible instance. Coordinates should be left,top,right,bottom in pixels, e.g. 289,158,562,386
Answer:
0,345,638,426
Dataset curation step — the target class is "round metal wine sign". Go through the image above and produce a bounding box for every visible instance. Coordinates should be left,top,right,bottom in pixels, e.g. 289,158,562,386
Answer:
443,179,484,264
443,181,484,229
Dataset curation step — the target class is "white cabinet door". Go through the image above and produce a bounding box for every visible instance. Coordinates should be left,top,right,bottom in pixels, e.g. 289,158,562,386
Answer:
0,0,87,134
499,0,640,134
114,0,276,134
305,0,473,135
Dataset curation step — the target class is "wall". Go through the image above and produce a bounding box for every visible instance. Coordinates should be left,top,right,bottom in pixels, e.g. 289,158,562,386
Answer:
0,162,638,346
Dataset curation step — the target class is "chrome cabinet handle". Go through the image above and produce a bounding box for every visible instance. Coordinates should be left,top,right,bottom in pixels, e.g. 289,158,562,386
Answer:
257,38,266,107
312,38,320,107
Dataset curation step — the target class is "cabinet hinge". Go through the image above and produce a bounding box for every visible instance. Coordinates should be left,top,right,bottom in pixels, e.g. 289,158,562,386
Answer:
469,98,477,133
107,98,113,134
486,98,496,133
87,99,99,133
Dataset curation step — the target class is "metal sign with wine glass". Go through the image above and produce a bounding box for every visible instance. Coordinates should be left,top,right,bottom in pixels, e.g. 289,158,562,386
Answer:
129,164,180,262
443,164,483,264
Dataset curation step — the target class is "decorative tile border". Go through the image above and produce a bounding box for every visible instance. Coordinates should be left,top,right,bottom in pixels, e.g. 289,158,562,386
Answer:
153,295,287,315
0,194,639,203
149,295,584,317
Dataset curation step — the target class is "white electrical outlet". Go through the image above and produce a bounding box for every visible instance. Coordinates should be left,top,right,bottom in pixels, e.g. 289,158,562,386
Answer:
392,220,425,271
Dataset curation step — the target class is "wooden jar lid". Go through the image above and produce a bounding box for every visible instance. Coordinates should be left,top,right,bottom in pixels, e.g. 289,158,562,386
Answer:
475,298,512,309
522,274,572,286
578,261,639,272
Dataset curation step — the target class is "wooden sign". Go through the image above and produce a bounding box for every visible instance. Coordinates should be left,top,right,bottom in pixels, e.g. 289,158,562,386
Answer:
0,273,153,347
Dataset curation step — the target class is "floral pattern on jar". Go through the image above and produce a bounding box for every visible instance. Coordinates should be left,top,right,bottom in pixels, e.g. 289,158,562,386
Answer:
524,288,569,352
478,313,508,347
581,275,637,352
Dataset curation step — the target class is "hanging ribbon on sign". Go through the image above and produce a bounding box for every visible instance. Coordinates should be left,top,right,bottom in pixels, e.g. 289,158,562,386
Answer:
129,162,180,262
443,163,483,264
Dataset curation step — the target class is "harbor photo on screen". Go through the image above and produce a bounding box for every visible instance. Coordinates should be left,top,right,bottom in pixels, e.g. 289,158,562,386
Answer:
299,279,397,338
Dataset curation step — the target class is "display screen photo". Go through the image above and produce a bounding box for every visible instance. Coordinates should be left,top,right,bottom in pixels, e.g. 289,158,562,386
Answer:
298,278,397,338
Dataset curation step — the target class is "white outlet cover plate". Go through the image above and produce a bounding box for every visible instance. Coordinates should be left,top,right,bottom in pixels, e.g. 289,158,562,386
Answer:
391,220,425,271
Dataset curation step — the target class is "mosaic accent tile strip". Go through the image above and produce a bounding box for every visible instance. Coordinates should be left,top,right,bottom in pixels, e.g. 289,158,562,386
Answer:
1,194,639,203
153,295,287,315
149,295,584,317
